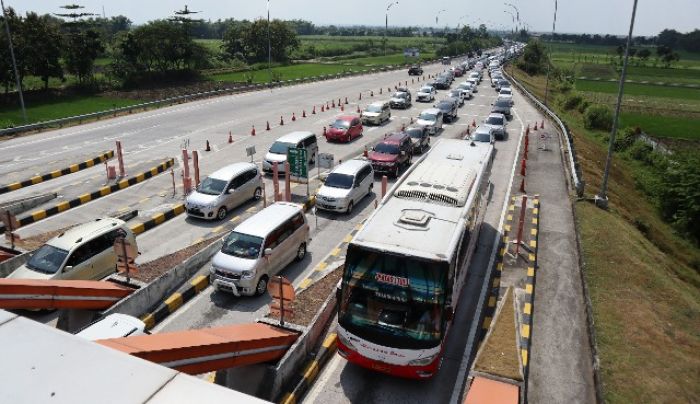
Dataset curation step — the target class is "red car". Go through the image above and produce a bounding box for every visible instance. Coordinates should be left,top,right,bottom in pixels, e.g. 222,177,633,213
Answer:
326,115,363,143
368,132,413,178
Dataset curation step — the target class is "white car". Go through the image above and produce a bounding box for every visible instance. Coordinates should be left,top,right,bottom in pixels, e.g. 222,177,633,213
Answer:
457,82,474,99
186,162,262,221
316,160,374,214
499,87,514,105
466,78,478,92
416,85,436,102
416,108,444,135
77,314,147,340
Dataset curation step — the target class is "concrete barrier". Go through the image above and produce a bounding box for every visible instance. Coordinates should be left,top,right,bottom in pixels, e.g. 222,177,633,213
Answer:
102,238,222,319
0,193,57,215
0,251,30,278
260,286,338,402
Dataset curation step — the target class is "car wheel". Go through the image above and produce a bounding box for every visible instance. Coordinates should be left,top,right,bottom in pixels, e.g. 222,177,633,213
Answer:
253,187,262,200
254,275,268,297
295,243,307,261
393,165,400,178
346,201,354,215
216,206,227,220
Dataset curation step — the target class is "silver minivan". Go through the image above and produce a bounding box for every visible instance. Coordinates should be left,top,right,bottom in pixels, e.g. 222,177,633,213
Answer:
263,131,319,174
185,162,262,221
211,202,310,296
316,159,374,214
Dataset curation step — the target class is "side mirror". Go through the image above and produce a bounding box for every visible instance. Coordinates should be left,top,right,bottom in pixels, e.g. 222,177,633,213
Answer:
63,265,73,273
264,248,273,256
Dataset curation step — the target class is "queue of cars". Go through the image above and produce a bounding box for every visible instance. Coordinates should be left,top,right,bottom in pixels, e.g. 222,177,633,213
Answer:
8,49,522,300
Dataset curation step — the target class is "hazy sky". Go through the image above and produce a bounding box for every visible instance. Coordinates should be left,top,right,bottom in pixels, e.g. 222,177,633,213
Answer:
10,0,699,37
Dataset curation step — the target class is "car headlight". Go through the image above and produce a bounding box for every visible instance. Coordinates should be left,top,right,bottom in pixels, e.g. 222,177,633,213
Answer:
408,352,439,366
241,270,254,278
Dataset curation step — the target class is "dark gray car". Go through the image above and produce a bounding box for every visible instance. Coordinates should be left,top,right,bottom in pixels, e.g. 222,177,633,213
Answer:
435,99,458,122
405,125,430,153
491,99,512,118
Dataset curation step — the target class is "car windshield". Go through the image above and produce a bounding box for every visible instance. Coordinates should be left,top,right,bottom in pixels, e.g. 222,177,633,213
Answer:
331,119,351,129
221,231,263,259
197,177,227,195
486,116,504,125
324,173,354,189
365,105,382,113
25,244,69,274
269,141,295,155
338,246,448,350
501,89,512,95
420,87,432,93
495,100,511,108
392,92,406,99
474,131,492,142
406,128,424,138
374,142,400,154
418,112,437,121
450,90,461,97
437,102,451,110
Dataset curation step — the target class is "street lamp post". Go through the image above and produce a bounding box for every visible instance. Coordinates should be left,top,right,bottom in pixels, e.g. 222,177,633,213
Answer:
596,0,639,209
1,0,27,123
543,0,558,106
385,1,398,56
267,0,272,85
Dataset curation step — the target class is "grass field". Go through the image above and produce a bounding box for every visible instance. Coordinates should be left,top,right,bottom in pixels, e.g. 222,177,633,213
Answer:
620,112,700,140
575,79,700,100
0,95,143,127
546,41,700,69
512,65,700,403
207,63,368,83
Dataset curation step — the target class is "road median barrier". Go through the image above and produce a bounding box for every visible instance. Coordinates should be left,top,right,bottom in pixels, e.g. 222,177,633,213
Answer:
140,273,209,330
0,158,174,233
279,333,338,404
0,150,114,195
129,204,185,235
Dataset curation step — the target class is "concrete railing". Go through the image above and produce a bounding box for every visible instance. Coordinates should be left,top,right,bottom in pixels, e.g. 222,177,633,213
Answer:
0,58,449,138
504,71,585,197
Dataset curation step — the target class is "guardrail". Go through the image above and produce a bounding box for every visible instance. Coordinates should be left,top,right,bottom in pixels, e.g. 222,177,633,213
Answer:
0,58,452,138
504,71,585,197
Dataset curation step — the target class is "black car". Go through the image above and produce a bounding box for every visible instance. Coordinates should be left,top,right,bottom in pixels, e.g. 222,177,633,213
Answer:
405,125,430,154
408,65,423,75
434,99,458,122
434,76,450,90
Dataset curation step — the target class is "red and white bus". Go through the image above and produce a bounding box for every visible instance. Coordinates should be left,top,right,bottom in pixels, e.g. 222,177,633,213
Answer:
336,138,493,379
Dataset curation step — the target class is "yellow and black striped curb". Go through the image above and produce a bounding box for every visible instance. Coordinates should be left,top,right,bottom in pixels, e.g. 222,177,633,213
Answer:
302,195,316,212
279,333,338,404
518,196,540,378
0,150,114,195
479,234,507,340
0,158,174,233
140,274,209,330
296,220,363,292
129,204,185,235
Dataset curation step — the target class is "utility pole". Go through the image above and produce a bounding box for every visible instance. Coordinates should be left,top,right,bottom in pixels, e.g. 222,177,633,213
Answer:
543,0,558,106
385,2,398,57
1,0,27,123
267,0,272,85
596,0,639,209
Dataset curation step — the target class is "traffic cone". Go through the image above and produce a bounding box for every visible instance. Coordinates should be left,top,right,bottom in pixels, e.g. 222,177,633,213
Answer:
533,122,538,131
280,116,284,126
205,140,211,151
524,149,528,160
387,87,391,93
526,124,530,136
359,92,362,100
357,105,361,113
363,146,369,158
345,97,348,104
519,177,525,193
410,117,414,124
380,88,383,95
520,159,527,176
326,101,330,109
525,134,530,152
321,105,325,112
251,125,256,136
292,112,296,122
338,98,342,106
472,119,476,127
401,124,406,131
266,121,271,131
332,99,336,108
302,110,306,118
323,126,327,137
228,131,233,143
340,104,344,111
540,120,544,129
371,90,374,97
312,106,316,114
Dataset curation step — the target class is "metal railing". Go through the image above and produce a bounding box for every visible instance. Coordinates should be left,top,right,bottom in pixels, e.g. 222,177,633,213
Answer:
505,70,585,197
0,58,447,138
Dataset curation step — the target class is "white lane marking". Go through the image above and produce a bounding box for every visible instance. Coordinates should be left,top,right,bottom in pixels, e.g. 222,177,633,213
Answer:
448,103,526,404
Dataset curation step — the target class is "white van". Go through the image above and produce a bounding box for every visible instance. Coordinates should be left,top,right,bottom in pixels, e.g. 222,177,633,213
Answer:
210,202,310,296
8,218,137,281
185,162,262,221
263,131,318,174
361,101,391,125
76,314,147,340
316,159,374,214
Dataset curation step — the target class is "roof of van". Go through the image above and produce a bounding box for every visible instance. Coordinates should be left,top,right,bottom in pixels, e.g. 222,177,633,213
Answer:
275,131,315,144
208,162,257,181
48,217,126,251
352,139,493,261
331,159,370,176
233,202,303,239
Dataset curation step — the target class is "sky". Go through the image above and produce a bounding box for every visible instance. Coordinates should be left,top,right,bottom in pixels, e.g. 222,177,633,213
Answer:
9,0,700,37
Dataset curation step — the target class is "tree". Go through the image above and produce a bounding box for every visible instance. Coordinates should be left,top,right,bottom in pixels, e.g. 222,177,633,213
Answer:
64,29,104,84
637,48,651,63
0,7,23,93
657,28,681,49
517,39,548,75
220,20,250,61
242,19,299,63
22,12,63,90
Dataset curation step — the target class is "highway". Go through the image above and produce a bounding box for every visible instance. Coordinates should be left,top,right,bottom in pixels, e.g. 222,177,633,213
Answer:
1,52,553,402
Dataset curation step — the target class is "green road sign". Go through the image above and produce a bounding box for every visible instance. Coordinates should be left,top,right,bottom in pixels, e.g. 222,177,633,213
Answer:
287,147,308,178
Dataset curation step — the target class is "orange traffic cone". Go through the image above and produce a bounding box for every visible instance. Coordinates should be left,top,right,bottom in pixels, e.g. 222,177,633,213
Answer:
340,104,344,111
228,131,233,143
371,90,374,97
540,120,544,129
345,97,348,105
363,146,369,158
472,119,476,127
251,125,256,136
205,140,211,151
520,159,527,176
359,92,362,100
519,177,525,193
379,88,383,95
410,117,414,124
338,98,342,106
323,126,327,137
526,124,530,136
266,121,271,131
302,110,306,118
312,106,316,114
533,122,538,131
280,116,284,126
292,112,296,122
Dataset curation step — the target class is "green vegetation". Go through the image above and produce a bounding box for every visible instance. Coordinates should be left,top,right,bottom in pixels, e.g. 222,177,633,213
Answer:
0,96,142,127
619,112,700,140
576,80,700,101
208,63,366,83
512,64,700,403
